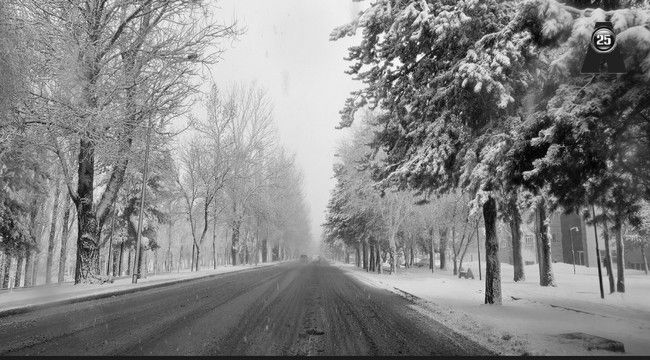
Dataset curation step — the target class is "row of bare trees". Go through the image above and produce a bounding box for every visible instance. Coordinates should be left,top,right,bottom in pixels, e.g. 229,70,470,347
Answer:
175,83,312,272
1,0,241,285
1,1,311,288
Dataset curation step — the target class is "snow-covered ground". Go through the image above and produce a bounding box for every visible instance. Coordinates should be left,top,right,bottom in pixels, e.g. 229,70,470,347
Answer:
0,262,279,314
337,260,650,356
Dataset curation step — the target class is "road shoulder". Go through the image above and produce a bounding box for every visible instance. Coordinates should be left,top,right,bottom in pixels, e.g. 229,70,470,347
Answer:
0,262,280,318
335,262,637,356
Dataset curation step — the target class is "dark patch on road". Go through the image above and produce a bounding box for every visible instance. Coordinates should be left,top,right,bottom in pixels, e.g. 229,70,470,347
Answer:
556,332,625,353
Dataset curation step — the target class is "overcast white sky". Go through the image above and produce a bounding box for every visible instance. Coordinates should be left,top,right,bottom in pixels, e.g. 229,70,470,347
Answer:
205,0,365,244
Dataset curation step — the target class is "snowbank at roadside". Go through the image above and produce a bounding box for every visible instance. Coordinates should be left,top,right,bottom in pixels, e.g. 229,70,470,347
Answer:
336,260,650,356
0,262,279,315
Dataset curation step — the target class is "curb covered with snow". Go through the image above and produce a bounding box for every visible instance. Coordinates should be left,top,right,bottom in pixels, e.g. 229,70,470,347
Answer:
335,261,648,356
0,262,280,318
336,264,521,355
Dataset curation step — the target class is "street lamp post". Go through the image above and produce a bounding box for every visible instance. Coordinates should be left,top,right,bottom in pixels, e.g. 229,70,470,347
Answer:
570,226,579,274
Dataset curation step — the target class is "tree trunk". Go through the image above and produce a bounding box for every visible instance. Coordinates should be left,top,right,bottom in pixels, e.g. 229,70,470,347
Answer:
376,244,382,274
74,139,101,284
142,249,148,278
14,251,24,288
614,217,625,293
58,198,73,283
127,249,132,275
262,238,268,263
231,219,241,266
32,251,40,286
0,252,4,287
458,231,473,276
153,249,158,275
112,245,120,277
410,246,414,267
601,217,615,293
117,242,124,276
388,234,397,275
362,239,368,270
178,245,183,272
195,245,200,271
453,256,458,275
429,233,434,272
2,250,11,289
537,200,556,287
195,245,201,271
642,244,648,275
458,251,465,277
369,242,375,271
534,209,542,275
452,227,458,275
355,243,361,267
24,176,41,287
212,236,216,270
46,183,62,284
509,199,525,282
106,211,116,277
190,243,194,271
483,196,501,305
439,228,448,270
24,250,34,287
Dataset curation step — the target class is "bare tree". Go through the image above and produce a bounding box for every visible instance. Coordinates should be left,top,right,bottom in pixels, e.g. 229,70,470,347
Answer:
216,83,277,265
178,139,226,271
15,0,239,283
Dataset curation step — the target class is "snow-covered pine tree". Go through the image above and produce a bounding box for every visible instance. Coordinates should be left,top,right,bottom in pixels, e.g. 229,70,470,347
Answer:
334,0,650,301
480,0,650,293
332,0,543,304
324,122,394,273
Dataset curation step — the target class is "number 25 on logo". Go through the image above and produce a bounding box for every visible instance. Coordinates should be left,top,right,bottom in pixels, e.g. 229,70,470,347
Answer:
595,34,612,47
581,21,626,74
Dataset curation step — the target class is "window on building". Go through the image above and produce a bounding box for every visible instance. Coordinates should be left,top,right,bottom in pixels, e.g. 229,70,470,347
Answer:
525,235,533,244
552,233,559,243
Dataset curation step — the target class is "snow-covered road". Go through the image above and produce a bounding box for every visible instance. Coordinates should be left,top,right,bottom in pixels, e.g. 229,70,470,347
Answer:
0,260,491,356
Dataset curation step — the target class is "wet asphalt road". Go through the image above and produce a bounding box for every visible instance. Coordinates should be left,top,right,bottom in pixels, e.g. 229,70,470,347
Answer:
0,261,491,356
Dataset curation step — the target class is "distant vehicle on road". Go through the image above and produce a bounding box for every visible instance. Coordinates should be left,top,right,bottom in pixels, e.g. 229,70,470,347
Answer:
300,254,309,263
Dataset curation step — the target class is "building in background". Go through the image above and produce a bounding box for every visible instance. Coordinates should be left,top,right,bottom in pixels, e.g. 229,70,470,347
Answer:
499,208,644,271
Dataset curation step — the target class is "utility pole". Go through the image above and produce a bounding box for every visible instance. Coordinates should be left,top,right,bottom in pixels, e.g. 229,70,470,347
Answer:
476,217,482,281
133,118,153,284
591,205,605,299
570,227,579,274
